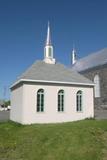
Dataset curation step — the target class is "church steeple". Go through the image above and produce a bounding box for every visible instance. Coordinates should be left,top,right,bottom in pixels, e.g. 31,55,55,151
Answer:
46,22,51,46
44,22,55,64
72,46,77,65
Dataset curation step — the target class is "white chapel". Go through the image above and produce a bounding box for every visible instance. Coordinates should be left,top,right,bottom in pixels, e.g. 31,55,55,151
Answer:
10,23,94,124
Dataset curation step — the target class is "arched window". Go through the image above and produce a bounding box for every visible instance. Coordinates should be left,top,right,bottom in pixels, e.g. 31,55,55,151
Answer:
37,89,44,112
76,90,82,112
94,74,100,98
58,90,64,112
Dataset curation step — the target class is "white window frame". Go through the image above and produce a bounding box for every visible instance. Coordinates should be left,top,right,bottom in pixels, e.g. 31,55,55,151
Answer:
58,90,64,112
94,74,100,98
76,90,82,112
37,89,44,112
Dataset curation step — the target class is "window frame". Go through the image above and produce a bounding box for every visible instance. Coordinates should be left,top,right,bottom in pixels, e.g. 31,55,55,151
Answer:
94,74,100,98
76,90,83,112
37,89,44,112
57,90,64,112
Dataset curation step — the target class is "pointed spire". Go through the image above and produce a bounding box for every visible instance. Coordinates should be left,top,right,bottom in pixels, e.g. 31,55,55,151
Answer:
44,22,55,64
73,44,75,53
72,45,77,64
46,21,51,46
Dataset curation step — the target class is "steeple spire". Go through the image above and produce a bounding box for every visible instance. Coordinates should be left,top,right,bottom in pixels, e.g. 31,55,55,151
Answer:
46,22,51,46
72,45,77,65
44,22,55,64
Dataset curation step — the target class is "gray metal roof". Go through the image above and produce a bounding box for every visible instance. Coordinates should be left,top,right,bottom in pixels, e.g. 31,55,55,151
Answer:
72,48,107,72
14,60,94,85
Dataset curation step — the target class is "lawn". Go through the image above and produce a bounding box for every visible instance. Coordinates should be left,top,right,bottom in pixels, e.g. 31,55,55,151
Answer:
0,120,107,160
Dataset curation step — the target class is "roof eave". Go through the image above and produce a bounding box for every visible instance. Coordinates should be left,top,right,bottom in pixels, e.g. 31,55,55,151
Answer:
10,78,95,89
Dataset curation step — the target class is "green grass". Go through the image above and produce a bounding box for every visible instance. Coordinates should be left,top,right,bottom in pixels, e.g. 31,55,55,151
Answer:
0,120,107,160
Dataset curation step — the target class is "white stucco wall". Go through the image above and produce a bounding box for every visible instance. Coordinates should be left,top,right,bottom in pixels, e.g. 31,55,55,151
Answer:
11,82,94,124
10,85,24,123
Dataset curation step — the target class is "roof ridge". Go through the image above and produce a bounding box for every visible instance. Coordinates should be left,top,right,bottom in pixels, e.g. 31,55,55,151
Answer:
77,48,107,63
72,48,107,72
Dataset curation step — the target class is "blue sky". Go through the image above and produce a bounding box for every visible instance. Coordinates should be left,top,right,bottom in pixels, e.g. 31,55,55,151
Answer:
0,0,107,99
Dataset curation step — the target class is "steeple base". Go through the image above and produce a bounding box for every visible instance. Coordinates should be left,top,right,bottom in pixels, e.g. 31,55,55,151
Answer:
44,58,56,64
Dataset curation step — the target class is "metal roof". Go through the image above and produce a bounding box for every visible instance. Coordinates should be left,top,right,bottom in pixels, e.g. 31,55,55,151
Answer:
11,60,94,87
72,48,107,72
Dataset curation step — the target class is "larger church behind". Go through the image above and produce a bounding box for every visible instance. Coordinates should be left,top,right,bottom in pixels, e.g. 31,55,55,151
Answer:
10,23,94,124
72,48,107,110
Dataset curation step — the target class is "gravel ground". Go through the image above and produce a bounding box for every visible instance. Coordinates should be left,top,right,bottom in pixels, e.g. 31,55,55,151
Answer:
0,110,10,122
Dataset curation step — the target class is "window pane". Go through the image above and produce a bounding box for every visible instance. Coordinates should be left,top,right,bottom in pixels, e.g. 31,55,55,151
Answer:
58,106,60,111
58,90,64,112
37,106,40,112
37,89,44,112
77,104,79,111
62,104,64,111
41,105,44,112
76,91,82,112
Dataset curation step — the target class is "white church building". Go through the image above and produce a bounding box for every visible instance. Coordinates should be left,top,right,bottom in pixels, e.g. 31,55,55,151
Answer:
10,24,94,124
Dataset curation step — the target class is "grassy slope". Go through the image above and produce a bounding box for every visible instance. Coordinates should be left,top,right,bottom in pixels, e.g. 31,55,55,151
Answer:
0,120,107,160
